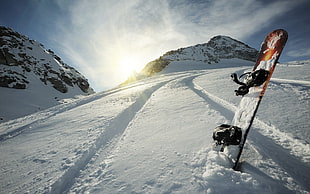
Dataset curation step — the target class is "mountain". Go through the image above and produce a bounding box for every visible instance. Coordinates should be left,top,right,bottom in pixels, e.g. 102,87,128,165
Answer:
0,58,309,193
0,26,94,122
142,35,258,77
123,35,258,84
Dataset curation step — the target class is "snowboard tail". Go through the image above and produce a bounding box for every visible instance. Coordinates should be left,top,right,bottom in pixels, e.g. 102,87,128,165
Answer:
212,29,288,170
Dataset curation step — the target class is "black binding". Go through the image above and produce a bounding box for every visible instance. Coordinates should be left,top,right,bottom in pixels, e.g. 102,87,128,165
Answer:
213,124,242,151
231,69,269,96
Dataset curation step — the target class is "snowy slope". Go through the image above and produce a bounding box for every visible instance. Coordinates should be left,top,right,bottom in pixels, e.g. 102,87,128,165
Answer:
0,26,94,122
0,59,309,193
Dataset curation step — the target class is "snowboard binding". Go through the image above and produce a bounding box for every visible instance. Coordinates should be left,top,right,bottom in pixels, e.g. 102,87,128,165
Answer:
231,69,270,96
213,124,242,152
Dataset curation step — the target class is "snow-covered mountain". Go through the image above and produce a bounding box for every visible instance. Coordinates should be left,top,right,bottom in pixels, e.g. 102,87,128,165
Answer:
0,26,94,122
124,35,258,84
143,35,258,76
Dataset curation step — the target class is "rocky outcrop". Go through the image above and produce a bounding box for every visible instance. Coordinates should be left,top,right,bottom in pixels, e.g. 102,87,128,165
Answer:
0,26,94,94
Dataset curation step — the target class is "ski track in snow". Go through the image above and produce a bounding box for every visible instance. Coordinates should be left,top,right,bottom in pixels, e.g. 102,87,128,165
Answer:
271,78,310,86
270,78,310,102
50,72,209,193
0,73,188,193
69,71,219,193
49,82,166,193
192,74,309,163
1,83,166,193
0,86,139,141
0,72,193,142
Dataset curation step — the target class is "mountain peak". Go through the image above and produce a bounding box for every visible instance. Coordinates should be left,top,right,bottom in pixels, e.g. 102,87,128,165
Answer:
207,35,254,50
136,35,258,79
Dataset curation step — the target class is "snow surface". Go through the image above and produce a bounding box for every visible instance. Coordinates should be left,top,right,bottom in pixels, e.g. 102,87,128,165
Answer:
0,59,309,193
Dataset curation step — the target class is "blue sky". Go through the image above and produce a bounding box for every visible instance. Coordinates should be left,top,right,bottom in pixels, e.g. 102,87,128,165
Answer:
1,0,309,91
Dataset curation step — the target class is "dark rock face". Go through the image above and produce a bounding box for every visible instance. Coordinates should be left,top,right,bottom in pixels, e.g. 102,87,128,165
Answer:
0,26,94,94
206,36,258,61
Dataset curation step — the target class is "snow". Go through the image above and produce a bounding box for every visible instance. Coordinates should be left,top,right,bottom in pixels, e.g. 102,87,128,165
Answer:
0,59,309,193
0,72,87,122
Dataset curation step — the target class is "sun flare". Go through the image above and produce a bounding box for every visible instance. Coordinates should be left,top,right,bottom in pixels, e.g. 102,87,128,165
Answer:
119,57,140,79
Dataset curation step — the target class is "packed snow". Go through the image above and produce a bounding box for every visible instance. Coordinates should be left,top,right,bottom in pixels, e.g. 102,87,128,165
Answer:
0,59,309,193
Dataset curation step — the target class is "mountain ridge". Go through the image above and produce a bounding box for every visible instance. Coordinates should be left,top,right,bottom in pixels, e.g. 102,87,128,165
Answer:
124,35,258,84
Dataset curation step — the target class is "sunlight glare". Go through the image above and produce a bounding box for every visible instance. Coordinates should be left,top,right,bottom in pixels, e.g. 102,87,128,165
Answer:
119,56,140,80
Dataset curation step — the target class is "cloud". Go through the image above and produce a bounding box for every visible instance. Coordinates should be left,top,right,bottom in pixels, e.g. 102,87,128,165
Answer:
50,0,305,91
287,48,310,58
169,0,304,41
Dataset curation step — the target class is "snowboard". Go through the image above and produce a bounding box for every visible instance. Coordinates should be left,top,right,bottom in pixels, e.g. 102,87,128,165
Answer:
213,29,288,170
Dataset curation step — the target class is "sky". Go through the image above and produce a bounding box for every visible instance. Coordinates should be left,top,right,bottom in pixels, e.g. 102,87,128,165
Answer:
0,0,310,91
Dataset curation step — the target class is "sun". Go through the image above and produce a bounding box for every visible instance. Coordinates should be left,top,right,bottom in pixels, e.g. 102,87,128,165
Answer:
119,56,140,79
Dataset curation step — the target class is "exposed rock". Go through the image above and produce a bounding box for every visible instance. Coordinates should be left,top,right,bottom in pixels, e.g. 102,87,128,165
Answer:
0,26,95,94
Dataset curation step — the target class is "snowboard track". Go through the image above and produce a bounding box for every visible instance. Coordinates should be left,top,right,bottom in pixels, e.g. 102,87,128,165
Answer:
0,72,192,142
0,85,147,142
186,73,310,192
250,129,310,191
49,81,168,193
271,78,310,86
184,75,235,121
49,73,206,194
188,73,308,161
